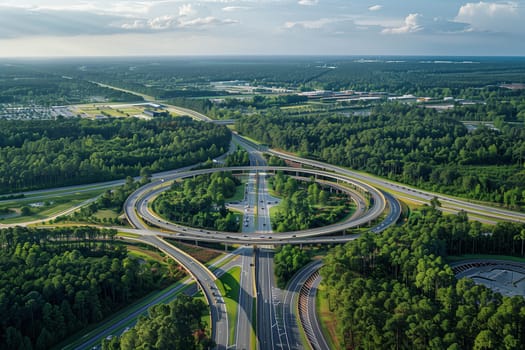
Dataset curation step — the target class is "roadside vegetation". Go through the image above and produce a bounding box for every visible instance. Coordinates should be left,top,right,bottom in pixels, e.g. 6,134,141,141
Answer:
320,207,525,349
101,295,213,350
164,239,224,265
0,226,178,350
0,116,230,194
224,147,250,167
274,245,311,288
58,176,148,226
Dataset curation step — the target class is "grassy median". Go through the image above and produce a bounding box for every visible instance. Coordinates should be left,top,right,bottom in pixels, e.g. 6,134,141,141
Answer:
215,266,241,346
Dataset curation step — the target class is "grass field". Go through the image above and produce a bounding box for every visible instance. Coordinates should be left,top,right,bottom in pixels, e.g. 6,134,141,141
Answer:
73,104,147,118
215,266,241,346
0,189,105,224
93,209,120,221
316,284,341,350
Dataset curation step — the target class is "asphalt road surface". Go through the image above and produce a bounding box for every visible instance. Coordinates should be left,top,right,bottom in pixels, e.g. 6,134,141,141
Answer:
256,248,282,350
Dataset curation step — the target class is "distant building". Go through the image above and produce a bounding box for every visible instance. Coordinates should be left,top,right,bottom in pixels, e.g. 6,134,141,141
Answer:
143,110,163,117
388,94,417,103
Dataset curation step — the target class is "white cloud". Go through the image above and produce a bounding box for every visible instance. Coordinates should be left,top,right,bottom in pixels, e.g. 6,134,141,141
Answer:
222,6,250,12
121,20,147,30
298,0,318,6
284,18,334,30
178,16,239,28
455,1,520,32
368,5,382,12
179,4,196,17
120,15,239,31
283,17,357,35
382,13,422,34
149,15,179,30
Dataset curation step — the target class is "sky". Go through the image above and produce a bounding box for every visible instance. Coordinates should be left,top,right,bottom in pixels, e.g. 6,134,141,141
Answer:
0,0,524,57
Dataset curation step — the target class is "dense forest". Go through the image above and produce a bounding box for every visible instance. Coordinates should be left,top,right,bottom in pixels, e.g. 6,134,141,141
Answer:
269,172,349,232
0,64,138,104
321,207,525,349
0,226,175,350
237,104,525,209
101,295,213,350
0,116,230,194
20,57,525,94
153,172,240,231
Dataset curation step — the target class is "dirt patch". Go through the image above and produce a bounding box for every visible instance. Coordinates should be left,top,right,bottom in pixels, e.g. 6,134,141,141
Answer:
166,239,223,264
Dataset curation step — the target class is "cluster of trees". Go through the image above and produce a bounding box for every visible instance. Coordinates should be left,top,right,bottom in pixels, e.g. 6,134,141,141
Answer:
321,207,525,349
168,98,213,115
445,88,525,122
0,226,173,350
274,245,311,288
102,295,213,350
237,104,525,209
64,176,148,225
154,172,240,231
224,147,250,167
0,116,230,194
270,173,349,232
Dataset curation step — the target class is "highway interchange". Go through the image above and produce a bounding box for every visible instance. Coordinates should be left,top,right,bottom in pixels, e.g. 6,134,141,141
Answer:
4,101,525,350
119,136,401,349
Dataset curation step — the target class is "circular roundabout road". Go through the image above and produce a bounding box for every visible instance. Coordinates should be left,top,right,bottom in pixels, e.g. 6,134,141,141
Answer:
125,166,399,244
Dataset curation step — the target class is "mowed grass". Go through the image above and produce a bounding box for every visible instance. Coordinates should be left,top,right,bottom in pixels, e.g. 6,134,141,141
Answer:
215,266,241,346
93,209,120,221
316,284,342,350
74,104,148,118
0,189,105,224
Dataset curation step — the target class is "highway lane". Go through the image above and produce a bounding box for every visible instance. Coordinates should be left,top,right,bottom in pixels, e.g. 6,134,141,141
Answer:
245,145,282,350
256,172,273,234
124,185,230,350
120,226,365,245
256,248,281,350
268,149,525,224
139,235,229,350
232,172,256,350
72,278,197,350
233,246,255,350
371,190,402,233
72,242,247,350
307,274,330,350
282,260,324,350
